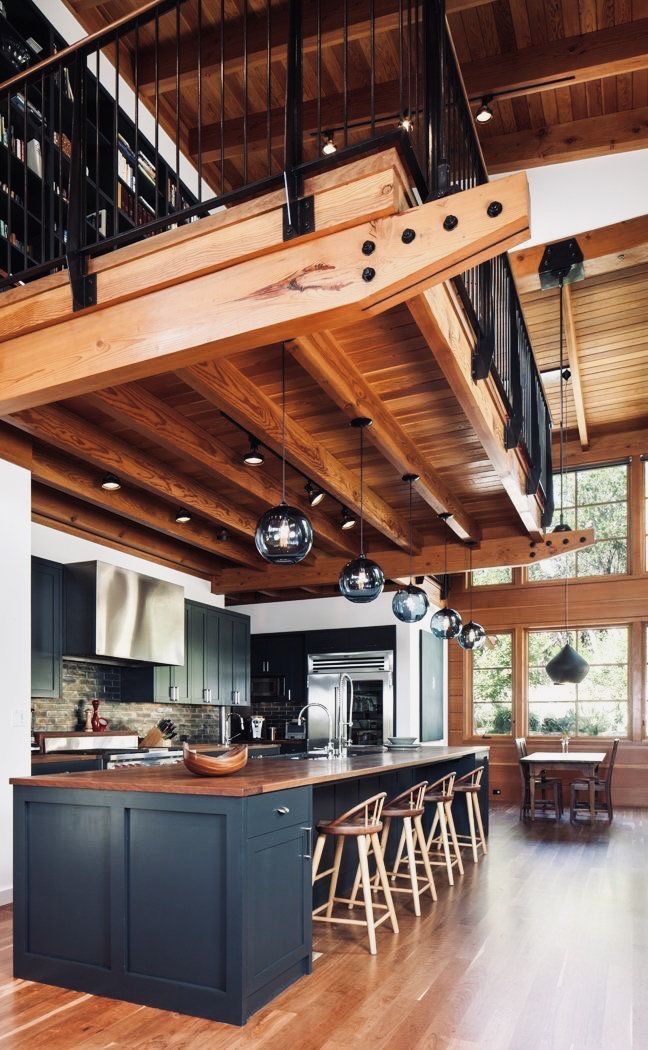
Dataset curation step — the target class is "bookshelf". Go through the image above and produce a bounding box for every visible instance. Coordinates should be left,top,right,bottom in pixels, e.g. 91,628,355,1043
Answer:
0,0,197,281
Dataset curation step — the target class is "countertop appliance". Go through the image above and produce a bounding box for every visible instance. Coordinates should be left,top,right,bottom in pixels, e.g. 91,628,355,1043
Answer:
250,715,265,739
307,650,394,750
64,561,184,665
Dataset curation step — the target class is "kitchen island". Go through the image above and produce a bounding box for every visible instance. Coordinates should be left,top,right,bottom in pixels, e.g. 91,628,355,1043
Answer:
12,745,488,1026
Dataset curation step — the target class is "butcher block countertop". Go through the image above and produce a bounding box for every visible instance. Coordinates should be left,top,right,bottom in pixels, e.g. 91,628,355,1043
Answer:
13,745,487,798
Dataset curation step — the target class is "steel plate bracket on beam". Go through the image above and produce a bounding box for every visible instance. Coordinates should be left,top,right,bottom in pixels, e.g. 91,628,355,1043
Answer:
67,255,97,312
282,194,315,241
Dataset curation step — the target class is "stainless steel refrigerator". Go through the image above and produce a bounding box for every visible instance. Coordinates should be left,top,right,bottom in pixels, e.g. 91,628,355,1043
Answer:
306,650,394,749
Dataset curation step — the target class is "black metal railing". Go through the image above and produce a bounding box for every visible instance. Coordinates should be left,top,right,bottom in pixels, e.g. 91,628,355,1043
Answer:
0,0,552,522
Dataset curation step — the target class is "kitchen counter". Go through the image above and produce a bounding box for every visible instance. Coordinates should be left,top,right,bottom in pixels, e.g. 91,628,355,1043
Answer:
12,745,488,1027
16,745,486,797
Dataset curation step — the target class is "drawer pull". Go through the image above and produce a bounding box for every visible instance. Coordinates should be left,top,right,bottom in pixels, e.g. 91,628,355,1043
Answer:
275,806,290,815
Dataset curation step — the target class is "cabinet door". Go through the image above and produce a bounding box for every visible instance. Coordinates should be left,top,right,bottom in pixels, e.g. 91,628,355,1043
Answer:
251,634,275,675
172,604,191,703
232,616,250,705
204,609,220,704
218,613,234,704
31,558,62,698
187,604,206,703
245,822,312,994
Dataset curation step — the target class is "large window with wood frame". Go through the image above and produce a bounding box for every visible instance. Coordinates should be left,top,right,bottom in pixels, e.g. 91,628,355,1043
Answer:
528,464,628,581
527,628,628,737
472,567,513,586
472,633,513,736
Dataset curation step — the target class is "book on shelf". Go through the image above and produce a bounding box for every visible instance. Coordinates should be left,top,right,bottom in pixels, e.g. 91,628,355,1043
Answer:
117,181,155,226
27,139,42,177
86,208,107,237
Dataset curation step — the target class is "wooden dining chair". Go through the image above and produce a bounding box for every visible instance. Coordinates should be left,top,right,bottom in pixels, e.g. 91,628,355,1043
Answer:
570,738,620,823
515,737,563,821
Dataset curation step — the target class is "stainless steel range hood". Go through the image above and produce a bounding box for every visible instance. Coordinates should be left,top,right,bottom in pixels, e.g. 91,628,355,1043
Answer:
64,561,184,665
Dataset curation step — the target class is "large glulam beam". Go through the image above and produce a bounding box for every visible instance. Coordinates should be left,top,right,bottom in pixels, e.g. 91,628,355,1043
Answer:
288,330,480,542
0,171,529,415
211,529,596,594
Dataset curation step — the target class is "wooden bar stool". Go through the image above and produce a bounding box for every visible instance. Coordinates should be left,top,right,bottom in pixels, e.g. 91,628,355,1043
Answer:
451,766,488,863
422,772,464,885
349,781,436,918
311,791,399,955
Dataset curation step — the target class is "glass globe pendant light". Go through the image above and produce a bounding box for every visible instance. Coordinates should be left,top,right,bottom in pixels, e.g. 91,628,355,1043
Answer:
339,418,384,603
545,275,589,684
392,474,429,623
430,517,463,639
457,545,486,651
255,345,313,564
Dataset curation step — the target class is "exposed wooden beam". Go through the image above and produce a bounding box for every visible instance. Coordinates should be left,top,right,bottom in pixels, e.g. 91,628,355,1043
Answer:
562,286,589,452
510,216,648,294
86,384,353,556
408,281,545,538
178,358,415,552
0,172,530,414
463,19,648,103
7,407,256,564
210,529,596,593
288,330,480,542
32,484,219,579
30,445,253,566
482,106,648,173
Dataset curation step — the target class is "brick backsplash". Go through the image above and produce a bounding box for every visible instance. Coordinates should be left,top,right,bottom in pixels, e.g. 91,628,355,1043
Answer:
31,659,227,742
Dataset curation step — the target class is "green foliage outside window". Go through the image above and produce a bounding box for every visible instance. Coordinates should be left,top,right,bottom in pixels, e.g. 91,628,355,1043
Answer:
472,567,513,586
529,464,628,581
528,627,628,737
472,634,513,736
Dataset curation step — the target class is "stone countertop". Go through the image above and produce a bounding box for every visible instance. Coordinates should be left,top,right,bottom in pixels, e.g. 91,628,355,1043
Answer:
14,745,488,798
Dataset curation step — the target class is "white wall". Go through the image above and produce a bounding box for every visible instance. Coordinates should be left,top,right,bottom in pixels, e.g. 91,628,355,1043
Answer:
32,523,225,608
234,593,448,743
0,460,32,906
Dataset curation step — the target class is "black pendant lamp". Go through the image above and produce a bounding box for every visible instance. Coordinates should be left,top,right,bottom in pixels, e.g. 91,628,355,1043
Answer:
545,276,589,684
255,346,313,564
392,474,429,623
457,546,486,651
339,418,384,603
430,517,463,640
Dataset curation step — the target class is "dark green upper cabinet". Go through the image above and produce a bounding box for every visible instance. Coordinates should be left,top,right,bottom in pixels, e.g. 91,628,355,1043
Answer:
31,557,63,698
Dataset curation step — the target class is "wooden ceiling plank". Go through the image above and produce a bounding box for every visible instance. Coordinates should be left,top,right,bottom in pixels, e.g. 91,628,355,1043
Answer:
511,216,648,293
463,18,648,102
408,281,545,539
562,285,590,451
177,357,414,551
210,528,596,593
8,407,256,565
0,172,530,415
482,105,648,172
288,330,480,542
86,384,353,556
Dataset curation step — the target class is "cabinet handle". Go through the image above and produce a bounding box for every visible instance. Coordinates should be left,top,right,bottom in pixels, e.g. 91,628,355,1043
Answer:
301,826,312,860
275,806,290,815
203,688,212,704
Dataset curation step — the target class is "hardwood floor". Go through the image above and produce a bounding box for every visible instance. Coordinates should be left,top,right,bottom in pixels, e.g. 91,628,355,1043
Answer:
1,805,647,1049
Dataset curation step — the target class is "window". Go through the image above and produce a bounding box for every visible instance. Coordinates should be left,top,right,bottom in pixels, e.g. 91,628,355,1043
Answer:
472,567,513,586
472,633,513,736
528,464,628,581
527,627,628,737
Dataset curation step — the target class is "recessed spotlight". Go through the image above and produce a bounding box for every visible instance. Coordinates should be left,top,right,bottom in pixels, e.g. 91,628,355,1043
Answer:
243,435,264,466
340,506,356,530
399,111,413,132
175,509,191,524
101,473,121,491
475,96,494,123
322,130,337,155
305,481,325,507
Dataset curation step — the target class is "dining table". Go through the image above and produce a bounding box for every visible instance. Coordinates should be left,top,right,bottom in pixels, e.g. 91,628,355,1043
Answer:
521,751,606,822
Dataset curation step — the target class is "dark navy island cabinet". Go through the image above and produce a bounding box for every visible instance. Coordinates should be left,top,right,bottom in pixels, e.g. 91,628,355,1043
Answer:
13,785,312,1026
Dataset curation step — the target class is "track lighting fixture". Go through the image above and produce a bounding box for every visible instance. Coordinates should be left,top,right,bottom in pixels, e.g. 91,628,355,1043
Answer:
340,506,357,530
399,111,413,132
100,473,121,491
322,130,337,155
475,96,493,123
305,481,325,507
217,527,229,542
243,435,264,466
175,509,191,524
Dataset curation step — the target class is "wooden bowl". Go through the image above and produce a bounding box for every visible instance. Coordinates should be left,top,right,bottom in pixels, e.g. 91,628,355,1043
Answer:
182,742,249,777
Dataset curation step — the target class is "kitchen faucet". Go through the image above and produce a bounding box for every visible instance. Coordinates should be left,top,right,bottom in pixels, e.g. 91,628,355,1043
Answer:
337,673,354,755
297,703,335,759
221,709,244,746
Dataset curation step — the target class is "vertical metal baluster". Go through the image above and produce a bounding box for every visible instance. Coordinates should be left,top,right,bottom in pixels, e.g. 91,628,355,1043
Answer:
415,0,420,158
197,0,202,202
40,73,45,264
220,0,225,196
407,0,412,131
370,0,375,136
398,0,404,126
23,76,28,268
5,92,10,275
114,33,119,238
135,19,140,225
316,0,321,155
267,0,272,174
343,0,348,146
175,2,180,211
95,52,100,244
154,9,159,217
243,0,248,186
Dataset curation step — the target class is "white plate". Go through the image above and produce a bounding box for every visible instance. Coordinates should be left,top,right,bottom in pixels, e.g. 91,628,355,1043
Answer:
386,743,421,751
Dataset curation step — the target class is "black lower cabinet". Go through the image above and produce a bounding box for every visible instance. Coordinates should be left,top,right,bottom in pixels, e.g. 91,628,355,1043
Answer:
13,786,312,1025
